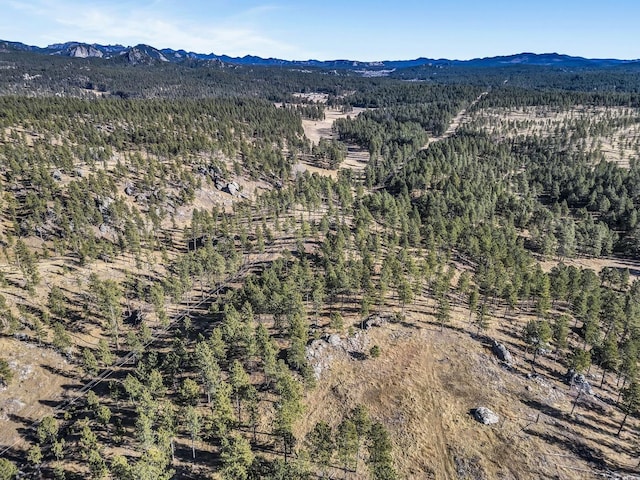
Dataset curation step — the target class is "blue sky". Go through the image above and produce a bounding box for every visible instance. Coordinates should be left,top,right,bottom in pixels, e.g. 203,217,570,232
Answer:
1,0,638,60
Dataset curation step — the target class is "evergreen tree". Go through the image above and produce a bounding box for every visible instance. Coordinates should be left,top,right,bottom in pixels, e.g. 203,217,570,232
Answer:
306,421,334,478
366,421,397,480
221,433,254,480
600,334,621,389
336,419,359,474
552,314,570,354
184,406,201,460
436,295,451,331
522,319,552,370
0,458,18,480
618,379,640,436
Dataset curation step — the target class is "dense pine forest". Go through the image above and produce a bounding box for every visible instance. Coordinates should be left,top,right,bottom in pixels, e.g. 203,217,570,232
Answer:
1,46,640,480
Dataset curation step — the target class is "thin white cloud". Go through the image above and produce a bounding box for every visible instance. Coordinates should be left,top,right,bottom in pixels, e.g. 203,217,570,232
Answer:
3,0,301,57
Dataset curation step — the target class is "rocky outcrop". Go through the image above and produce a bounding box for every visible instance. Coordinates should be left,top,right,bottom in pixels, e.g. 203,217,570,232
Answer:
224,181,240,196
306,339,333,379
305,332,370,378
96,196,114,215
363,314,392,330
68,44,104,58
564,369,594,395
472,407,499,425
491,340,513,364
121,45,169,65
49,42,106,58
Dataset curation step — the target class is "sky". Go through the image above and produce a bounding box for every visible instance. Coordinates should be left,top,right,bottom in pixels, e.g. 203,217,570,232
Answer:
1,0,639,61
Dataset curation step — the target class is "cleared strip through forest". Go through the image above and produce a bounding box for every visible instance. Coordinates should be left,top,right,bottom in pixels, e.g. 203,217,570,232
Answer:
0,260,252,458
423,91,489,147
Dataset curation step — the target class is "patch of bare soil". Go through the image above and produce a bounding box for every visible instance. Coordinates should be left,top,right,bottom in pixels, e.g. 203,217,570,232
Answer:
300,107,367,146
0,337,79,447
173,173,270,225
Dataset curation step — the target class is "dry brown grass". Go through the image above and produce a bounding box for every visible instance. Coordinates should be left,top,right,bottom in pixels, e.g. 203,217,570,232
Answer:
465,106,640,167
0,337,79,446
539,255,640,280
296,107,370,179
292,105,640,477
298,296,640,480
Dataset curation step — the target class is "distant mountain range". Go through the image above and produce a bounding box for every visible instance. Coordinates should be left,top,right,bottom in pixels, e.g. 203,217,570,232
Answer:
1,39,638,72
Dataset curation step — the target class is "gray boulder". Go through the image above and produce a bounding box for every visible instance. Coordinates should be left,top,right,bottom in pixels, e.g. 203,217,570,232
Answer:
99,223,111,235
225,181,240,196
472,407,499,425
96,196,114,214
327,334,342,347
305,339,333,378
565,369,594,395
492,341,513,364
364,315,389,330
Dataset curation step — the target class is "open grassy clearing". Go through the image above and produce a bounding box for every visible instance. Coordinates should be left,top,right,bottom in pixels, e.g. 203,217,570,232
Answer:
298,289,640,480
465,106,640,167
295,106,370,179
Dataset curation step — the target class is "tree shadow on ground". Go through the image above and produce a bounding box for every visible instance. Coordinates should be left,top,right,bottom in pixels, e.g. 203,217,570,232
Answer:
522,398,614,439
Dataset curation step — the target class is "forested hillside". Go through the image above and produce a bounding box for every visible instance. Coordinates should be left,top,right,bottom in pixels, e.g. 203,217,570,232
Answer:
1,48,640,480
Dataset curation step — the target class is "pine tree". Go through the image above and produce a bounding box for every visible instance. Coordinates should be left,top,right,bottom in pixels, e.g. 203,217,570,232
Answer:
366,422,397,480
350,405,371,473
600,334,620,389
436,295,451,331
229,360,252,423
0,358,13,386
336,419,359,474
468,287,479,323
307,421,334,478
618,379,640,436
27,444,43,475
36,415,59,446
82,348,99,376
0,458,18,480
184,406,201,460
52,322,72,352
474,303,490,335
179,378,201,406
212,380,235,437
523,319,552,370
552,314,570,354
569,348,591,374
221,433,254,480
194,340,221,404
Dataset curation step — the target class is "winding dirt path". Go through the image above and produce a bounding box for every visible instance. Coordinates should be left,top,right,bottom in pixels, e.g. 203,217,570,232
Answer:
423,91,489,148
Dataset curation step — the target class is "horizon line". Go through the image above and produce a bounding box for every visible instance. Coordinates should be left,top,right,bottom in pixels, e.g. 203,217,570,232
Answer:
3,38,639,64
